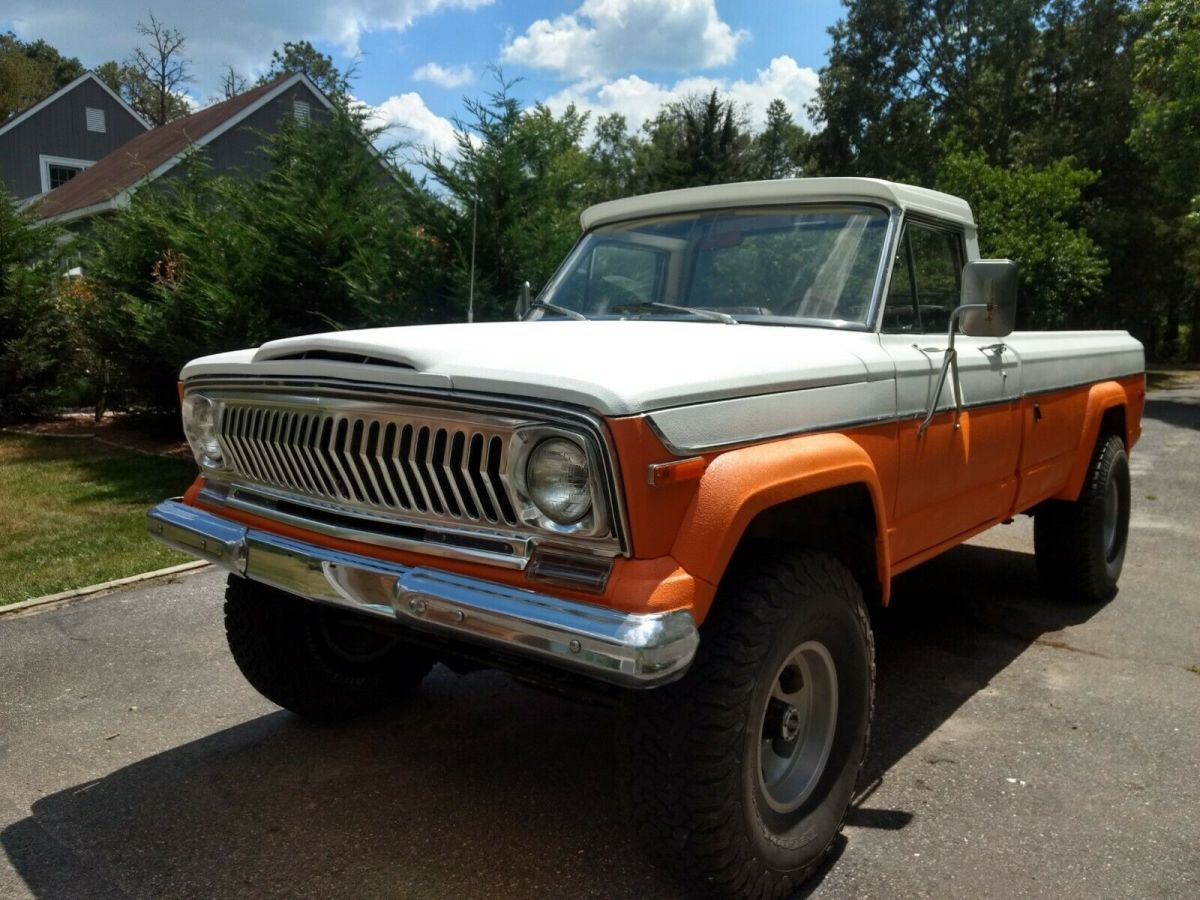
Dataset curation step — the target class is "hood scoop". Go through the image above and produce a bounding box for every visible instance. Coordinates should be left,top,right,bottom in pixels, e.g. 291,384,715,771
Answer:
257,348,415,370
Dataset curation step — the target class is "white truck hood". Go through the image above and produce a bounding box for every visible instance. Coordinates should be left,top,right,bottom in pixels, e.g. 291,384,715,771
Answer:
180,320,881,416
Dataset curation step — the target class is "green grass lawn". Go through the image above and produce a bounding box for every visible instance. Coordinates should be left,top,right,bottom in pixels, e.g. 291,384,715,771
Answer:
0,433,198,605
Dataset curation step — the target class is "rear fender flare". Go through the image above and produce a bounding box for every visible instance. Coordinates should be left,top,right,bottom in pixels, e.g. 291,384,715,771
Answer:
1054,380,1138,502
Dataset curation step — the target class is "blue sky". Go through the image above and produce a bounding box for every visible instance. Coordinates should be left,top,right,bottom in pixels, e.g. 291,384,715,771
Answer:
3,1,845,152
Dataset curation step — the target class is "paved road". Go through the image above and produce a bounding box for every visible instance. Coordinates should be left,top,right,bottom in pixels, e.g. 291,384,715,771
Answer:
2,387,1198,900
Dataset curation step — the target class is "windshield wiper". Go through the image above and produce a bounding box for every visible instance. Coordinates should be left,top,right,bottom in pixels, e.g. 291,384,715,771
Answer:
529,299,588,321
612,301,738,325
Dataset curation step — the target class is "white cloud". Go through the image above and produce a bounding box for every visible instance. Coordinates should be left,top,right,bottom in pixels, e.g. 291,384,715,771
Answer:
412,62,475,88
364,91,460,155
546,55,820,135
501,0,745,80
1,0,493,95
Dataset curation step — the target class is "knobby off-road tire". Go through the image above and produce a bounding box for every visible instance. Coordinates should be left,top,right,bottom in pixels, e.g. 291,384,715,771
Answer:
622,552,874,900
1034,434,1131,603
224,575,435,721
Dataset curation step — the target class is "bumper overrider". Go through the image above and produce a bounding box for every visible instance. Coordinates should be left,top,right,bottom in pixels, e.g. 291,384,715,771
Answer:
147,500,699,687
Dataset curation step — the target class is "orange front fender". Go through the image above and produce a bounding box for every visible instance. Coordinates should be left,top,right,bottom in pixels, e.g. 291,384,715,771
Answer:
670,431,892,620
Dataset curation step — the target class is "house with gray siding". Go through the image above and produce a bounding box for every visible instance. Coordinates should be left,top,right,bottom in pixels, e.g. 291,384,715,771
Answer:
0,72,150,204
35,73,335,225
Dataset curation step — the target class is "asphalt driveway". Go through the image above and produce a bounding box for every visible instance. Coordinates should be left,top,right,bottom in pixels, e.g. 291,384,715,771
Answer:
2,386,1198,899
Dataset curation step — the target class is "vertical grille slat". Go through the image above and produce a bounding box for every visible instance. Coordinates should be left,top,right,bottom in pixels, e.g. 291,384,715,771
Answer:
382,423,417,511
267,409,298,490
326,417,359,502
446,431,477,520
467,433,499,523
404,425,433,513
213,399,534,531
272,411,304,491
244,408,275,484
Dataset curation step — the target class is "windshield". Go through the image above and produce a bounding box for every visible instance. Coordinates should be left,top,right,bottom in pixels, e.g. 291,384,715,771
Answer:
535,204,890,327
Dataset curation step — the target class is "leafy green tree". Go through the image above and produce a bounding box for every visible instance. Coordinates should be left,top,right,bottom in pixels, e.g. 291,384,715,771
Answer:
260,40,350,99
0,190,69,420
1131,0,1200,205
937,148,1106,328
0,32,85,121
588,112,637,201
1131,0,1200,359
807,0,939,180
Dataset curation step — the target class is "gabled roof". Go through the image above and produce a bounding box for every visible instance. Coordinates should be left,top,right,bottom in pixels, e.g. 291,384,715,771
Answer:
35,73,333,223
0,71,152,137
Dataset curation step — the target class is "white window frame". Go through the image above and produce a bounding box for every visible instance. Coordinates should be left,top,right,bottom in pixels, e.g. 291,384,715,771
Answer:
85,106,107,133
293,99,311,125
39,155,95,194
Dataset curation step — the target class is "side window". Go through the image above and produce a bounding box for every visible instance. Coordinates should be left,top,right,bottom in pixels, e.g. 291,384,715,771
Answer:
881,230,918,333
881,223,963,334
908,225,963,333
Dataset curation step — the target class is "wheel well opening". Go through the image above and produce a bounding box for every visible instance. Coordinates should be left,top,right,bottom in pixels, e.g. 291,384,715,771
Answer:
1098,405,1127,449
731,484,881,606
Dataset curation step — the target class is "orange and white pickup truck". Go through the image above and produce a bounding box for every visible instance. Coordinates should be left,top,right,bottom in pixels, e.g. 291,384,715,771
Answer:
149,177,1144,899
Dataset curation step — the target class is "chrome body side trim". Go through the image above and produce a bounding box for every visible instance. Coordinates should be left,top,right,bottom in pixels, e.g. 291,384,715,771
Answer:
648,378,896,456
147,500,697,687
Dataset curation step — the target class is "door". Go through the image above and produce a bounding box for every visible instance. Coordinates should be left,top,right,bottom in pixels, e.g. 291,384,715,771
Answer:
878,221,1023,566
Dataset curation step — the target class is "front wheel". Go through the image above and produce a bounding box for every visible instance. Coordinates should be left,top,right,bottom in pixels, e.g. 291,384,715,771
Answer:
1034,434,1131,603
224,575,435,721
622,552,874,900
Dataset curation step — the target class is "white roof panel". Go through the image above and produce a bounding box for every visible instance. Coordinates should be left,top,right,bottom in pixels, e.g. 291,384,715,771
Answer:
580,177,975,231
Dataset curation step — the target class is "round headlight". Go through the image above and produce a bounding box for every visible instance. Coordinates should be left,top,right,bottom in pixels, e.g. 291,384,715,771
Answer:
525,438,592,525
182,393,224,466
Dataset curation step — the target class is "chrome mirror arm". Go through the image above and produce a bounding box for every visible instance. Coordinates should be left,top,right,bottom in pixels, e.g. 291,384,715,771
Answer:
917,303,991,437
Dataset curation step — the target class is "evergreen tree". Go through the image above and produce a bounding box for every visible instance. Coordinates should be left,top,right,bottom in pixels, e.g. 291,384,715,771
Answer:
751,99,807,179
259,40,350,99
0,191,68,420
419,74,595,320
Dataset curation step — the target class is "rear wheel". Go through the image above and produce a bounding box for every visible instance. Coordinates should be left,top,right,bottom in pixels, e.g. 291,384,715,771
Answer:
622,552,874,899
224,575,435,721
1034,433,1131,603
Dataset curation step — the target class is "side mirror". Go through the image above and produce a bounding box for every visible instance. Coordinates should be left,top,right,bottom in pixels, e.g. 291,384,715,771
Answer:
918,258,1019,438
514,281,531,319
958,259,1018,337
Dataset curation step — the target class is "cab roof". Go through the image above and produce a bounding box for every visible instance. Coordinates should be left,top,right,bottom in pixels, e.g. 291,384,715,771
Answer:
579,177,975,232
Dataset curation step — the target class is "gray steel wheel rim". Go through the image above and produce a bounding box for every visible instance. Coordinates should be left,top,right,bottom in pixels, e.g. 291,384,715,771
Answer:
758,640,839,814
1103,476,1121,560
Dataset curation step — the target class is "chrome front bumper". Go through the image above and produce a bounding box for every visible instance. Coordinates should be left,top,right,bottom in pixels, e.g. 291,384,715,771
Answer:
147,500,698,687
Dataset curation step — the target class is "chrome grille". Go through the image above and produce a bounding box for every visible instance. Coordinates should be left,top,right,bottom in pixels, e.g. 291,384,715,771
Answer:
216,401,519,526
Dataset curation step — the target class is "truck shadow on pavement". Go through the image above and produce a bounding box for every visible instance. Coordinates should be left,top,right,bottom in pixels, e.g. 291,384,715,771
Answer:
2,543,1107,900
1142,394,1200,430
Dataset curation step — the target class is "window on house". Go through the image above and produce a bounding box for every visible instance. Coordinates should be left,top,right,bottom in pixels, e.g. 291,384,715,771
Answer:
86,107,106,133
293,99,311,125
47,164,83,190
39,155,94,193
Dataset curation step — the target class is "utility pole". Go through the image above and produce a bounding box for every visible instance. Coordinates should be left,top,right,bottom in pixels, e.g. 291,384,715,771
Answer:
467,197,478,324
